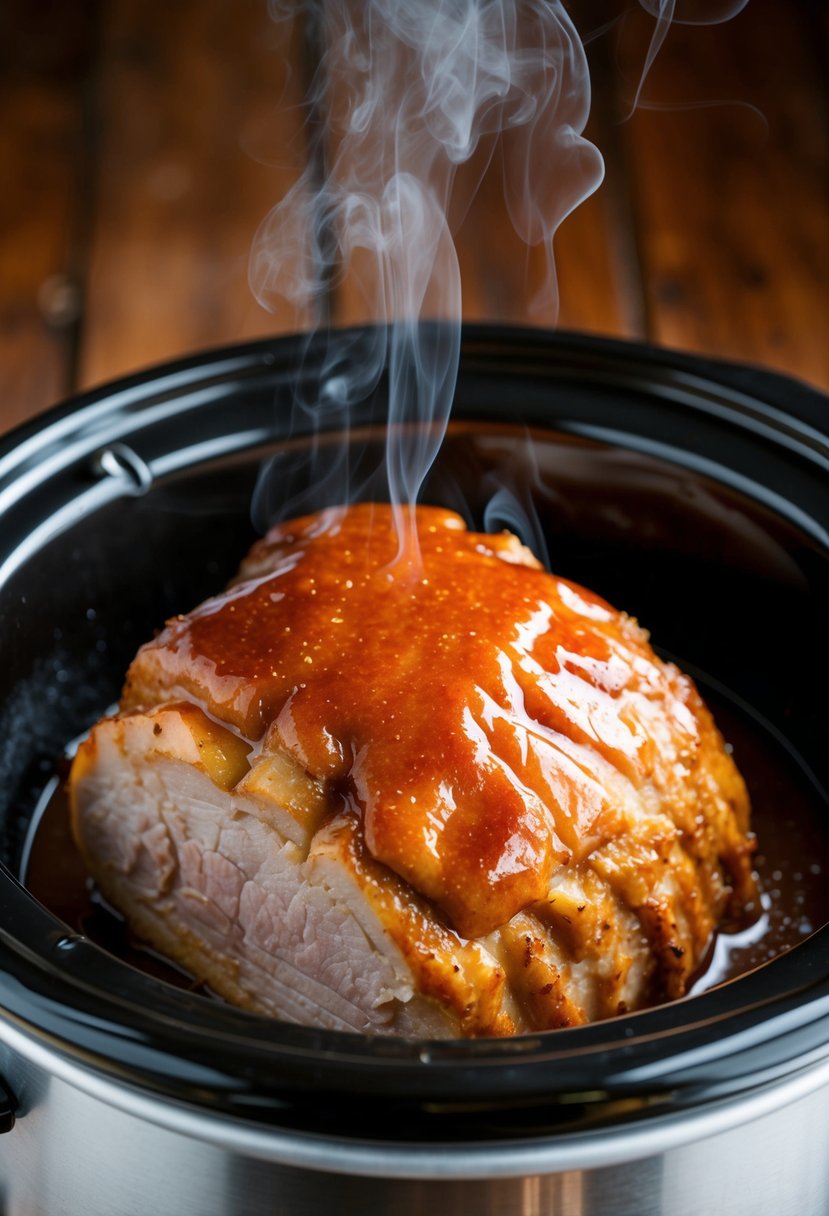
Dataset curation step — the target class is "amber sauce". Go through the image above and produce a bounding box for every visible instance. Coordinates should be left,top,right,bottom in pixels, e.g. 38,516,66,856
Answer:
20,685,829,1005
114,504,765,966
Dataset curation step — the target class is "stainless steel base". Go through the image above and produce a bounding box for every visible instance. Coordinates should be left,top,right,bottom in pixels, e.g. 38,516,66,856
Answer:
2,1021,829,1216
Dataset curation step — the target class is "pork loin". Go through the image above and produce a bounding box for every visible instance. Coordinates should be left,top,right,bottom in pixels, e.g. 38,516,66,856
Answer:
69,503,757,1036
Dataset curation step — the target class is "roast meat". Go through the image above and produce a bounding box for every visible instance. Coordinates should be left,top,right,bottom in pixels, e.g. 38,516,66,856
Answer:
70,504,757,1035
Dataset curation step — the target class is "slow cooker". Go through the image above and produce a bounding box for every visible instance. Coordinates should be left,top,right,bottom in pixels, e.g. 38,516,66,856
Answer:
0,327,826,1215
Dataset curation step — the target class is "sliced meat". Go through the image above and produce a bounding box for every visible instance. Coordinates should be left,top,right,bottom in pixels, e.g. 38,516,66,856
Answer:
69,503,757,1036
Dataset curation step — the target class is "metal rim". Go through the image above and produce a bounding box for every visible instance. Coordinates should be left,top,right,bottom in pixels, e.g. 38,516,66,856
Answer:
5,1013,829,1178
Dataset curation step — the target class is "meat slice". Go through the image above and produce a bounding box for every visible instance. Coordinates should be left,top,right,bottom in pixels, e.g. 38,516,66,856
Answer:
69,503,757,1036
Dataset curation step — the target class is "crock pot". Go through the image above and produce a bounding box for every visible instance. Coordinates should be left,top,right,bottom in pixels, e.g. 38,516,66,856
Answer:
0,327,826,1216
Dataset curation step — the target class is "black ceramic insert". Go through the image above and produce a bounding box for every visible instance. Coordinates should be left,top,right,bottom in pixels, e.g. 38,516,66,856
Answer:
0,326,826,1141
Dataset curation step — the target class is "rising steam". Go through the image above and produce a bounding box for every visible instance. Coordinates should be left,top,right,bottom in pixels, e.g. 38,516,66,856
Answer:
249,0,752,559
632,0,750,111
250,0,602,558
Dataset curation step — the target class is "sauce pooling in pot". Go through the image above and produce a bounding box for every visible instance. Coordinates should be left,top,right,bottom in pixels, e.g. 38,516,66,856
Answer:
20,662,829,1007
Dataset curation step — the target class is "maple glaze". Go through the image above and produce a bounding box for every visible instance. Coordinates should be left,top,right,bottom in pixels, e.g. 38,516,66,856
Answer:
22,685,828,1005
122,503,752,942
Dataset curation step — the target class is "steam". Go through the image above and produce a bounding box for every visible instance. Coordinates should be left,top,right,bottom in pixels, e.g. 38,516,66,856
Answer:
250,0,602,559
639,0,750,21
632,0,751,112
249,0,753,563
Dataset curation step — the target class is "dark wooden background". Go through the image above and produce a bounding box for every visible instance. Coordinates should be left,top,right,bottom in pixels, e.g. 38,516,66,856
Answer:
1,0,827,435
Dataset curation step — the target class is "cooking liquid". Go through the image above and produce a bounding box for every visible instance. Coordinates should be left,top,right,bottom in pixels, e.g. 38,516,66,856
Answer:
19,687,829,1007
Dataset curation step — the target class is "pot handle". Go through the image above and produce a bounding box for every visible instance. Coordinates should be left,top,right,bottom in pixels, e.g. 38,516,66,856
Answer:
0,1076,14,1133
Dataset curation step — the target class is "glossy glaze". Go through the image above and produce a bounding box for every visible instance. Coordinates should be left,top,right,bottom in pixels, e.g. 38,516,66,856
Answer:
24,685,829,1004
122,504,754,946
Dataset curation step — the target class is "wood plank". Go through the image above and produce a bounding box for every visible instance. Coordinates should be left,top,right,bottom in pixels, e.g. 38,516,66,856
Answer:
0,0,98,430
616,0,829,390
557,13,648,341
323,6,643,338
78,0,310,390
453,120,643,337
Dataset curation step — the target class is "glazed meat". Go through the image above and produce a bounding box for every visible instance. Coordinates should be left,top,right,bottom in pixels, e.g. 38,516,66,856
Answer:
69,504,757,1036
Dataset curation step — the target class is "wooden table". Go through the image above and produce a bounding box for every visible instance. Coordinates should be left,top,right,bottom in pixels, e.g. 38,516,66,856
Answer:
1,0,827,434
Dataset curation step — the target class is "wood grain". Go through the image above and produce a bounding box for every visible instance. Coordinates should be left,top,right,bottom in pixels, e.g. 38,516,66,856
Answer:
78,0,310,390
1,0,826,419
326,5,644,338
452,124,643,337
556,21,649,342
615,0,829,390
0,0,99,429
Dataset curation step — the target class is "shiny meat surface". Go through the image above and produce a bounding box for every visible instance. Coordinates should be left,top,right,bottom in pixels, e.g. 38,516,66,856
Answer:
70,504,757,1036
